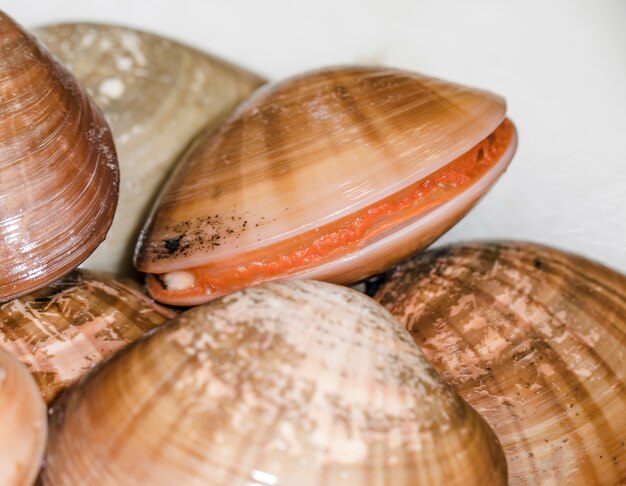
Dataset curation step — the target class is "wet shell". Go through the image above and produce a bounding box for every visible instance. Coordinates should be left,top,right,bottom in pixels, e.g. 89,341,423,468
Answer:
43,281,507,485
35,22,265,275
0,269,175,403
0,347,47,486
135,66,517,305
0,12,119,301
375,242,626,484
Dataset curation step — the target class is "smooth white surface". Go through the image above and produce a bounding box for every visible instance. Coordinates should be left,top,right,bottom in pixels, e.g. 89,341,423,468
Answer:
5,0,625,272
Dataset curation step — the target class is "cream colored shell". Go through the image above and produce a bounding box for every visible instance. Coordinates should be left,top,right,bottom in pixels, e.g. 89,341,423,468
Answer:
0,347,47,486
376,242,626,484
36,22,265,275
43,281,506,485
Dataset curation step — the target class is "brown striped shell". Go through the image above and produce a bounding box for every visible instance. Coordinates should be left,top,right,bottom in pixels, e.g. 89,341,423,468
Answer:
135,66,517,305
0,12,119,302
35,22,265,275
375,242,626,485
0,269,175,403
43,281,507,485
0,347,47,485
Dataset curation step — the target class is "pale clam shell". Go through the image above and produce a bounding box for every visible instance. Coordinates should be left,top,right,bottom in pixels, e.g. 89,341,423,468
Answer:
35,22,265,275
375,242,626,484
0,269,175,403
0,347,47,486
135,66,516,305
0,12,119,302
43,281,507,485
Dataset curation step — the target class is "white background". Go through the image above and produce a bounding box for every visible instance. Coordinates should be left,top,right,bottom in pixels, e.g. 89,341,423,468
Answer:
5,0,626,273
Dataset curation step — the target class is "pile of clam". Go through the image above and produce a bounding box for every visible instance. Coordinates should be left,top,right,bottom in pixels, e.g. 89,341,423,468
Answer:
0,10,623,485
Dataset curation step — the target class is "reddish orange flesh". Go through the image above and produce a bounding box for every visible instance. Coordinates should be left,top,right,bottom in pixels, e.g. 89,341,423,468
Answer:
148,119,514,302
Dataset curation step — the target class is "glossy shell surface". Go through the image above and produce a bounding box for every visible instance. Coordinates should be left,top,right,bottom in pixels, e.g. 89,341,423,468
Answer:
376,242,626,485
136,66,517,305
43,280,507,485
0,12,118,301
0,347,47,486
0,269,175,403
36,22,265,275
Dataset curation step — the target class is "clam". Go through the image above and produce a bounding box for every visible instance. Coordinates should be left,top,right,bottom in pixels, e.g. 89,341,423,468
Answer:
43,280,507,485
35,22,265,275
375,241,626,484
0,269,175,403
135,66,517,305
0,12,119,302
0,347,47,486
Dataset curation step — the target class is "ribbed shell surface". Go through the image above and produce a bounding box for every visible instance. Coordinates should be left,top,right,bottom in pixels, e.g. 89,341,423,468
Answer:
0,269,175,403
135,66,507,273
36,23,265,275
376,242,626,485
0,347,47,486
43,280,507,485
0,12,119,301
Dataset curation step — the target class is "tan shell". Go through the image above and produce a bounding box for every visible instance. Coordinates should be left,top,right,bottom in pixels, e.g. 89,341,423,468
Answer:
375,242,626,485
0,269,175,403
0,347,47,486
43,280,507,485
135,66,516,305
35,22,265,275
0,12,119,301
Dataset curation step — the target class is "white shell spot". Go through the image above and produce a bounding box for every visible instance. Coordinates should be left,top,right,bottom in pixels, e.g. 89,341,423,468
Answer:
163,271,196,291
99,78,125,99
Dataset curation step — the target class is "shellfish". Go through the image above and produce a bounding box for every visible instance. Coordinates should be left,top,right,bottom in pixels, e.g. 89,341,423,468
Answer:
43,280,507,485
0,269,175,403
36,22,265,275
375,241,626,484
135,66,517,305
0,347,47,486
0,12,119,301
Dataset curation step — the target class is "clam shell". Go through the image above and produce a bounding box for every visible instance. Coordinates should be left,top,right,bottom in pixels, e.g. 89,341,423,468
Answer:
375,242,626,484
0,347,47,486
135,66,517,305
0,12,119,301
43,281,507,485
35,22,265,275
0,269,175,403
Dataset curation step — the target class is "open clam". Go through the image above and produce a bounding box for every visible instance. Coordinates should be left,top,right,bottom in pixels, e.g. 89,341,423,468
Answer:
0,347,47,486
0,269,175,403
43,281,507,485
36,22,265,275
0,12,119,301
375,242,626,484
135,66,517,305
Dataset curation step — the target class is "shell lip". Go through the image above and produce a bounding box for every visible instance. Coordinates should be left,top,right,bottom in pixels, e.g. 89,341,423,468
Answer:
271,120,518,281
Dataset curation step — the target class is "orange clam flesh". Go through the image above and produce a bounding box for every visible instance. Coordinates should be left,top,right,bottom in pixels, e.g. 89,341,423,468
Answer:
136,67,517,305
